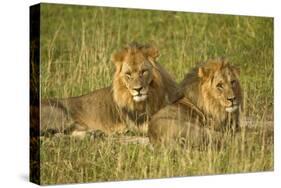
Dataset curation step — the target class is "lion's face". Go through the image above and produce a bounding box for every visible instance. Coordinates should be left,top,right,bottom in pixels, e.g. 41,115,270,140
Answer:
198,60,241,113
112,43,164,112
211,67,241,113
119,53,153,102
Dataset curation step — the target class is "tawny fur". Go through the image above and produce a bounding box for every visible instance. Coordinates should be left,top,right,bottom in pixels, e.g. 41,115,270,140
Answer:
180,59,242,131
148,59,242,146
40,43,182,136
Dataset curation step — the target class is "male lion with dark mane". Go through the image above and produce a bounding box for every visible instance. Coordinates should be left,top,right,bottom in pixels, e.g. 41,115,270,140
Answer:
41,42,182,136
148,59,242,145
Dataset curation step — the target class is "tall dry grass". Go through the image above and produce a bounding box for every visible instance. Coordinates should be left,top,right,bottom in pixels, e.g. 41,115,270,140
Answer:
38,4,273,185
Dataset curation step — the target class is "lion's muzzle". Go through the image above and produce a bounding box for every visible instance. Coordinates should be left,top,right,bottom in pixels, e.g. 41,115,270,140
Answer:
133,94,148,102
131,86,148,102
225,96,239,113
225,105,239,113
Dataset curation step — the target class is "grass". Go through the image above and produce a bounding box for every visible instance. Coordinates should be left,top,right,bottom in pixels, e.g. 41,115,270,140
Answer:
38,3,273,185
40,128,273,185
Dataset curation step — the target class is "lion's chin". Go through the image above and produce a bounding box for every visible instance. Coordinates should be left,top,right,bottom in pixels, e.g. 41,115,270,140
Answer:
133,95,147,102
225,105,238,113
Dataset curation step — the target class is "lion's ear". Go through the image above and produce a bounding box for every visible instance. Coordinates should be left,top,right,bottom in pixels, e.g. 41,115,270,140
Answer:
219,57,226,67
111,50,126,73
111,50,126,64
232,66,240,77
198,67,209,79
143,45,160,62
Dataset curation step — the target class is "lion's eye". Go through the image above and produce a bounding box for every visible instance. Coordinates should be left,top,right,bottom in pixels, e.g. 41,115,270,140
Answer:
125,72,131,79
216,83,223,90
142,69,148,76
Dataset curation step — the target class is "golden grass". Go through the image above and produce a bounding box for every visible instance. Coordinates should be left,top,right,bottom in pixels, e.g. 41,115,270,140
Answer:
37,4,273,185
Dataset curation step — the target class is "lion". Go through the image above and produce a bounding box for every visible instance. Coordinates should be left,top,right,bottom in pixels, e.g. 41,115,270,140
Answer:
40,42,182,137
181,58,242,131
148,59,242,145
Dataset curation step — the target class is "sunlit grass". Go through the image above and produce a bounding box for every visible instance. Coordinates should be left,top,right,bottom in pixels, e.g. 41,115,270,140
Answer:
39,4,273,185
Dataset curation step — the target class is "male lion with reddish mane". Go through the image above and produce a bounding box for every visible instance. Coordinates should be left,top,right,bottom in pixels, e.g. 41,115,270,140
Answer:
41,42,182,136
148,59,242,145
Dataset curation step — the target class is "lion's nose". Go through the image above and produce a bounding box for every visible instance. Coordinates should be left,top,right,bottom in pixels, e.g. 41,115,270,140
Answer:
227,96,236,103
133,86,143,93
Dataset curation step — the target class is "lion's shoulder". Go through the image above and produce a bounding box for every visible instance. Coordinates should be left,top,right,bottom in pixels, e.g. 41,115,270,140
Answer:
180,66,201,103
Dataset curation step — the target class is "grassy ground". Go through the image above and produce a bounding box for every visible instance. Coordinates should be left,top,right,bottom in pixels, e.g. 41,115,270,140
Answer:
39,3,273,185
